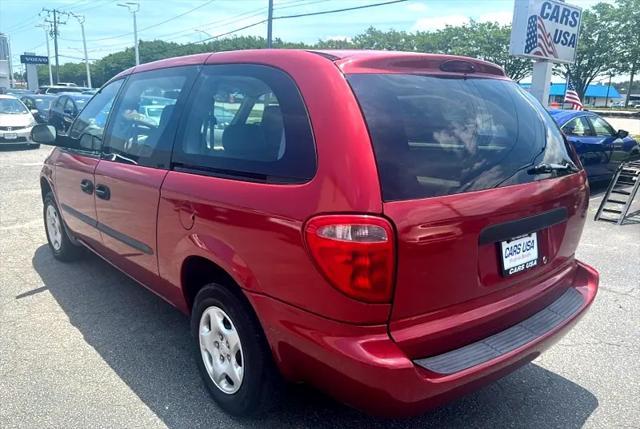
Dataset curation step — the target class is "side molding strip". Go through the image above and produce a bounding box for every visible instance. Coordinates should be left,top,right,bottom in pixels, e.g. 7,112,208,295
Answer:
61,204,154,255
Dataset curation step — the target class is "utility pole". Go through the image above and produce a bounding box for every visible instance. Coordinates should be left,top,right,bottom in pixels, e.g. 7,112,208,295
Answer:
52,9,59,83
118,2,140,65
267,0,273,48
6,34,13,87
35,24,53,85
605,74,612,108
70,13,91,88
40,8,69,84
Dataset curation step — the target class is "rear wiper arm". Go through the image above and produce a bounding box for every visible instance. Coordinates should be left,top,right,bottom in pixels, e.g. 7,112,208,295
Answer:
527,162,579,175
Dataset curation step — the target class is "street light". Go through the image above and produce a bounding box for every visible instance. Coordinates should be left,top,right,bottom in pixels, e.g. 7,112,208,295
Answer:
69,13,91,88
35,23,53,85
118,2,140,66
195,29,213,41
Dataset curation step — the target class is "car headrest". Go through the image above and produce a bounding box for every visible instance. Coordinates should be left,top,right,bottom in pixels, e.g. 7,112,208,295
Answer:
222,124,270,161
262,105,283,130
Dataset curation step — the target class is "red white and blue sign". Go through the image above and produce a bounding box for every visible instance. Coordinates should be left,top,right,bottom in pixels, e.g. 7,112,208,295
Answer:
510,0,582,64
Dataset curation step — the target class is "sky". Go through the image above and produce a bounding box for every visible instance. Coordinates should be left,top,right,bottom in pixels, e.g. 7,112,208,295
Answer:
0,0,609,74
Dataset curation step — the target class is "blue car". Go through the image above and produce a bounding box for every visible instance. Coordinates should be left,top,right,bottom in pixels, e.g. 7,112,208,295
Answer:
549,110,640,182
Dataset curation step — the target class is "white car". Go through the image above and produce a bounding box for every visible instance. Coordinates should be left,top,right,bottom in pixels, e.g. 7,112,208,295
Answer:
0,95,38,148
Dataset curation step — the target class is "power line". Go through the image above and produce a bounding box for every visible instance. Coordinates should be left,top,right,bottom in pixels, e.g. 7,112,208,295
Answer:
276,0,408,20
66,2,272,50
64,0,217,43
164,0,327,42
192,0,409,46
58,53,100,61
68,0,113,14
2,13,41,33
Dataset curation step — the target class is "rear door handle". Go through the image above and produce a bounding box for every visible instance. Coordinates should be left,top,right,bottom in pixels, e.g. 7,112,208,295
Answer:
95,184,111,200
80,179,94,194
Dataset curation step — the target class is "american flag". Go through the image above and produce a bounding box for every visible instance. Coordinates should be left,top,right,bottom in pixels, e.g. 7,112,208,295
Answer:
524,15,558,59
564,80,583,110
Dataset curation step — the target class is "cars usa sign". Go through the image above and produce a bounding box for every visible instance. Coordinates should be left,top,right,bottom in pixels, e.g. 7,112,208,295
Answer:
509,0,582,64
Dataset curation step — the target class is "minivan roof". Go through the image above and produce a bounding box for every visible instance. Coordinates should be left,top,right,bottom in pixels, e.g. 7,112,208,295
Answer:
109,49,506,84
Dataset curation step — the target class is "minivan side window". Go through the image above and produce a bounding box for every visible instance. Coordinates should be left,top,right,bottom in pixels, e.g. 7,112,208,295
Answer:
68,79,124,151
173,64,316,183
101,66,197,168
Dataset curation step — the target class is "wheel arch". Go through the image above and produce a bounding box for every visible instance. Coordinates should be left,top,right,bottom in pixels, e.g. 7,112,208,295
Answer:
181,255,250,315
40,176,53,202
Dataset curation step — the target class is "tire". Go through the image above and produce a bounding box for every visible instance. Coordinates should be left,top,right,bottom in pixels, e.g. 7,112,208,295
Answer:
43,193,81,262
30,143,41,149
191,283,282,416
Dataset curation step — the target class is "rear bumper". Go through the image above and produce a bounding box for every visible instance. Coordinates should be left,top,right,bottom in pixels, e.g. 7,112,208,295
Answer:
248,260,598,417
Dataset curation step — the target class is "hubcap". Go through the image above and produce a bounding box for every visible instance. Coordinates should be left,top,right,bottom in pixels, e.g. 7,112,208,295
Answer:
46,204,63,251
199,306,244,394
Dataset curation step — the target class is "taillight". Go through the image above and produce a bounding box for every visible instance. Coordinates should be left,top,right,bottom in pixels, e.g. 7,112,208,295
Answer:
304,215,395,303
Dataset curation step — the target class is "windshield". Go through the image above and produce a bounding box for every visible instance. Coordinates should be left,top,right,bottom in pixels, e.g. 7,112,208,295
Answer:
348,74,576,201
35,98,53,110
0,98,29,114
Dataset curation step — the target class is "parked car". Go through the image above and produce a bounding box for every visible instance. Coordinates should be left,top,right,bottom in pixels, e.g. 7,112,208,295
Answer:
47,93,92,135
0,94,38,148
37,85,88,95
32,50,599,417
5,88,34,96
549,109,640,182
20,94,57,124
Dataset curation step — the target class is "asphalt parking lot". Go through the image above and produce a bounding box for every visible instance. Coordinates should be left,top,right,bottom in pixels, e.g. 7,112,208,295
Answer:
1,145,638,429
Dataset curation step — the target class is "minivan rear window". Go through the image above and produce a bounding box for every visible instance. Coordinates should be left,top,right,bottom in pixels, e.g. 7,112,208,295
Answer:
348,74,576,201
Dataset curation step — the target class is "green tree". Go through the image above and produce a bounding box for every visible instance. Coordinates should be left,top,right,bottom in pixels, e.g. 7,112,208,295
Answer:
556,3,619,99
612,0,640,106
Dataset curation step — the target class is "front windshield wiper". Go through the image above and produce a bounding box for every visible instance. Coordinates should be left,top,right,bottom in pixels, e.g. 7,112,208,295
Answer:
527,162,579,175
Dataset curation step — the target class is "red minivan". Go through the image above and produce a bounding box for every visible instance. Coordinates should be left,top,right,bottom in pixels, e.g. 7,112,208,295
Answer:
33,50,598,417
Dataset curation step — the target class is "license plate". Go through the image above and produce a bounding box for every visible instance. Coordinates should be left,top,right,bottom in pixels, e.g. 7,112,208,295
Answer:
500,232,539,276
3,133,17,140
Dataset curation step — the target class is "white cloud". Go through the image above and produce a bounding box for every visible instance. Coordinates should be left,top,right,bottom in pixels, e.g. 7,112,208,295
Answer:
406,1,428,13
477,11,513,25
412,15,470,31
326,35,352,41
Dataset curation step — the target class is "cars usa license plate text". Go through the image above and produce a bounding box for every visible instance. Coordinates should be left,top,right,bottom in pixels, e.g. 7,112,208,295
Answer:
500,232,538,276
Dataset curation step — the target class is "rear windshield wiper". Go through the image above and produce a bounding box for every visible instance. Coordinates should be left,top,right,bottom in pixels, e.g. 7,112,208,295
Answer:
527,162,579,175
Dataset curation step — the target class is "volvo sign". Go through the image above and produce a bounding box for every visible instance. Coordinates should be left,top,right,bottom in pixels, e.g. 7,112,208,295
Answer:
20,54,49,65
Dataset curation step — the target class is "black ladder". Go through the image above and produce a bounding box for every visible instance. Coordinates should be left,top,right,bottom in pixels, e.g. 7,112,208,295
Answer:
594,160,640,225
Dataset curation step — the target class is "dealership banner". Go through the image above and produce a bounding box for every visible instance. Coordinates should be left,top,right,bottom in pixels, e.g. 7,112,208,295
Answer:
510,0,582,64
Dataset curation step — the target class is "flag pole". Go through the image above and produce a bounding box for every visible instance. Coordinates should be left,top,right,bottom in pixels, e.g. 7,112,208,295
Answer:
563,70,571,110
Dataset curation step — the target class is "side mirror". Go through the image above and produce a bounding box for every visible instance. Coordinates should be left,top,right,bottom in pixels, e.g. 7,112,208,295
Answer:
31,124,57,145
30,109,39,115
617,129,629,139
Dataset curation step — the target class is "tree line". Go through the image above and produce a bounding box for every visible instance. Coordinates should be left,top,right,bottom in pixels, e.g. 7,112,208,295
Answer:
33,0,638,103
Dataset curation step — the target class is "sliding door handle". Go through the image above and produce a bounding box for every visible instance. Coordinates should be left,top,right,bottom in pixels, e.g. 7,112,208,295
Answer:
95,184,111,200
80,179,94,194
